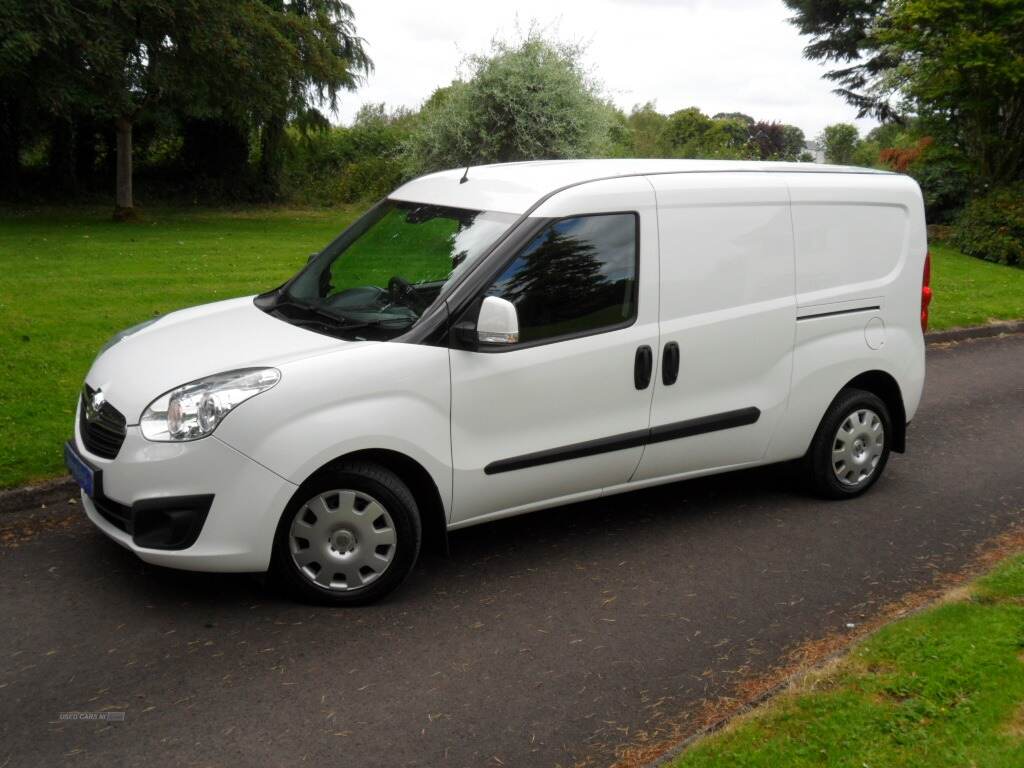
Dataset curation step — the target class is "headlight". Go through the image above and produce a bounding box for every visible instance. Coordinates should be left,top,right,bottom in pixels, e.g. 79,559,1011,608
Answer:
140,368,281,442
99,317,160,356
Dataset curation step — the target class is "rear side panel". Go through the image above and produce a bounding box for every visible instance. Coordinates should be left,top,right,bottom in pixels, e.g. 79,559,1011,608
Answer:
769,172,927,460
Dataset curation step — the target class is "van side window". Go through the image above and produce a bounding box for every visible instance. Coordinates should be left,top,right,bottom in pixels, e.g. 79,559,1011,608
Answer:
485,213,638,344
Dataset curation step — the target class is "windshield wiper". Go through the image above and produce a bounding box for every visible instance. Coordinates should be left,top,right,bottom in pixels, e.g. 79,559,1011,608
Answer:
272,297,414,337
330,317,415,334
272,298,341,324
268,300,360,339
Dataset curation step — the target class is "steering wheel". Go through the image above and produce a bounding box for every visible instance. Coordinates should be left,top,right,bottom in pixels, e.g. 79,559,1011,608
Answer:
388,276,426,313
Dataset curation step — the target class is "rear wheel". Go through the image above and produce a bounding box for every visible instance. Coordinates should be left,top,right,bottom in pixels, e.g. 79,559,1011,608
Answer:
802,388,892,499
271,462,421,605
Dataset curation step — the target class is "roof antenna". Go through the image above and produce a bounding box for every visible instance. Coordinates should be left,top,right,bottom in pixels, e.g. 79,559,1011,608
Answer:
459,164,470,184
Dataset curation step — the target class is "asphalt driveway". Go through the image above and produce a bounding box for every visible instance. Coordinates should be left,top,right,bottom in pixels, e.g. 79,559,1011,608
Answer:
1,334,1022,767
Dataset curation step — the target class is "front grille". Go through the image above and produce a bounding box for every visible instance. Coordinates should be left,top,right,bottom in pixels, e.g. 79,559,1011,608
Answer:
79,385,127,459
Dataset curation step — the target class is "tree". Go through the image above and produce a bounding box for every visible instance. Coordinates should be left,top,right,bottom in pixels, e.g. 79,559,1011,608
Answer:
782,0,892,117
0,0,86,195
781,125,807,160
664,107,712,156
784,0,1024,184
748,121,788,160
496,226,615,338
254,1,371,201
623,102,670,157
404,30,612,174
703,118,754,159
0,0,371,216
819,123,860,165
712,112,755,126
501,228,610,313
661,108,750,159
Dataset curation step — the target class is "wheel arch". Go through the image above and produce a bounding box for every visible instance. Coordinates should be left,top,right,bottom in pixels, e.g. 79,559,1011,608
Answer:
843,370,907,453
303,449,449,556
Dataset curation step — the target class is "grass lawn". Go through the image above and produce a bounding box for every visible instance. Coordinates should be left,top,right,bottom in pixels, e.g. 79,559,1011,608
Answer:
0,208,1022,489
0,206,359,488
930,242,1024,330
674,553,1024,767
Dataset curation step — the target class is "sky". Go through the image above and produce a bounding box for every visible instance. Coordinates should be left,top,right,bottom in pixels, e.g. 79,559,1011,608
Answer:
335,0,879,142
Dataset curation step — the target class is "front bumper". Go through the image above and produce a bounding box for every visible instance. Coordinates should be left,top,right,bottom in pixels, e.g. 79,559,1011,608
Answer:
74,407,297,572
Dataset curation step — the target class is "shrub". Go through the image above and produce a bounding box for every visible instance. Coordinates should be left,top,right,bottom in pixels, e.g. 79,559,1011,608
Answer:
874,132,972,223
953,185,1024,267
910,148,972,224
336,156,404,203
281,104,413,205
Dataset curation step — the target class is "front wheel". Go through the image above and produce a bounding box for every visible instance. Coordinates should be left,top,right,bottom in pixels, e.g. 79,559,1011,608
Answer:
802,388,892,499
271,462,422,605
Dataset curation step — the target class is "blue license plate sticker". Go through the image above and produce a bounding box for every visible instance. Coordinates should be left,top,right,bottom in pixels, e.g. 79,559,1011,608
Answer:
64,442,95,497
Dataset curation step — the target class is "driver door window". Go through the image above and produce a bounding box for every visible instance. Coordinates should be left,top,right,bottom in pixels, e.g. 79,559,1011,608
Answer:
485,213,639,345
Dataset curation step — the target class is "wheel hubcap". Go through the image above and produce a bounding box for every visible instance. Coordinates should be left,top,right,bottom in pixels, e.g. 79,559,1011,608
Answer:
832,408,885,488
329,529,357,554
288,489,397,592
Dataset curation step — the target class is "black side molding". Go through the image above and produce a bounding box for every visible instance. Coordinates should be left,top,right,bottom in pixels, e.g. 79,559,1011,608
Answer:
797,305,880,321
649,407,760,445
484,407,761,475
485,429,649,475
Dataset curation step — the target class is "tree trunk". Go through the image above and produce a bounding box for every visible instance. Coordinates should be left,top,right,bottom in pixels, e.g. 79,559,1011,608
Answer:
114,116,135,220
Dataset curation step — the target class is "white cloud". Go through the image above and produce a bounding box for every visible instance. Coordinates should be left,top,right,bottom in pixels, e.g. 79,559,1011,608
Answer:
339,0,877,140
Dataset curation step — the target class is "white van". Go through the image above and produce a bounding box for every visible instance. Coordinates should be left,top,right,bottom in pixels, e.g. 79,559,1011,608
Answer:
66,160,930,604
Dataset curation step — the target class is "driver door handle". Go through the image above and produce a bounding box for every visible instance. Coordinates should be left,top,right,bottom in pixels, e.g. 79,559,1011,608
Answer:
634,345,653,390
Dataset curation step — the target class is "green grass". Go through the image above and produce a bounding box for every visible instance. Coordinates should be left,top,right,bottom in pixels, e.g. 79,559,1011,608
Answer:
930,242,1024,330
0,206,359,488
674,554,1024,767
333,206,459,289
0,208,1022,489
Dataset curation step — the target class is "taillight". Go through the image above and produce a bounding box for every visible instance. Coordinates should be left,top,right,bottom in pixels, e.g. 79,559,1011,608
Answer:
921,251,933,332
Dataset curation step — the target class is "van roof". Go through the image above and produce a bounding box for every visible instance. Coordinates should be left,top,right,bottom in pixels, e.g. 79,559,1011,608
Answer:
390,158,892,215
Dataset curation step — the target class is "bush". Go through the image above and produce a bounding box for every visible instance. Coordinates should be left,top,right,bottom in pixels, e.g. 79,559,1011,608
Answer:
875,133,972,223
336,156,404,203
907,144,972,224
953,186,1024,267
281,104,413,205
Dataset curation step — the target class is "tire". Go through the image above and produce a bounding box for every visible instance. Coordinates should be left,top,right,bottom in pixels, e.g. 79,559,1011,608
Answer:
271,461,422,605
802,388,892,500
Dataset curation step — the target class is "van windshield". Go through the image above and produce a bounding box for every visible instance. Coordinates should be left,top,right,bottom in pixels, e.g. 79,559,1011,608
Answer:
262,201,517,340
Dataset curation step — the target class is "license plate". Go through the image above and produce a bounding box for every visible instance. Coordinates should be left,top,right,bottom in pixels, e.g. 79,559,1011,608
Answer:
64,441,97,498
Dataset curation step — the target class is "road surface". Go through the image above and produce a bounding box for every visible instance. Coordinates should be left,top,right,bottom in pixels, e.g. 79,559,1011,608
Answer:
2,334,1022,767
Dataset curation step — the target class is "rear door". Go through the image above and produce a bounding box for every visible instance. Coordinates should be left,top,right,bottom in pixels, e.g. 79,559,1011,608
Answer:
448,177,660,526
632,172,796,482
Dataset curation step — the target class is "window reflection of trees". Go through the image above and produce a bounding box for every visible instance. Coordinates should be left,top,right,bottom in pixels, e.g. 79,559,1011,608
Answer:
490,217,636,341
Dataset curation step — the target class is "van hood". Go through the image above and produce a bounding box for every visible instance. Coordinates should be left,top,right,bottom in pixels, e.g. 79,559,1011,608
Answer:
85,296,355,423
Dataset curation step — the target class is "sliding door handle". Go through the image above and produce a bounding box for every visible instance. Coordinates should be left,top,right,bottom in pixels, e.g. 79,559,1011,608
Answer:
634,345,653,390
662,342,680,385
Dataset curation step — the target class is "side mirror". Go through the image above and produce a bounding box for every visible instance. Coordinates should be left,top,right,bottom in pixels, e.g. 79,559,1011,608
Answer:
475,296,519,346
